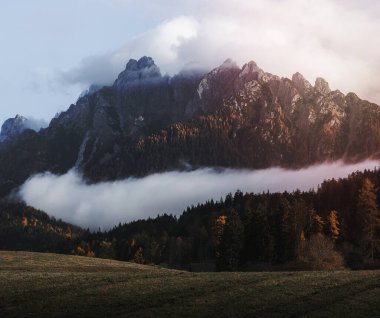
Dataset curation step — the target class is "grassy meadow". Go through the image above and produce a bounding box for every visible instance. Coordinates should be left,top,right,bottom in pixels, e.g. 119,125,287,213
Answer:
0,251,379,317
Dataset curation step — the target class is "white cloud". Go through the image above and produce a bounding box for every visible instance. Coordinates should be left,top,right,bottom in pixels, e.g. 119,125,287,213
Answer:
24,117,48,131
18,160,380,230
59,0,380,103
59,16,200,86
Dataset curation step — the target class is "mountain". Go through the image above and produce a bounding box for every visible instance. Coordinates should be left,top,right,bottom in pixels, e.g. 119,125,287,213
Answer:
0,114,47,143
0,199,84,253
1,56,380,196
0,114,30,142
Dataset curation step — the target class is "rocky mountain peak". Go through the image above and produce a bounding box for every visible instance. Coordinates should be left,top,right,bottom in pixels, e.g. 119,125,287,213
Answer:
195,59,241,112
241,61,261,74
0,114,28,142
14,114,27,121
239,60,274,83
315,77,331,95
219,58,239,70
291,72,312,95
114,56,162,90
137,56,155,69
346,92,360,103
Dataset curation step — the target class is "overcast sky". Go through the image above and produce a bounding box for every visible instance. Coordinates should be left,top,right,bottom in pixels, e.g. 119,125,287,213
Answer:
1,0,380,126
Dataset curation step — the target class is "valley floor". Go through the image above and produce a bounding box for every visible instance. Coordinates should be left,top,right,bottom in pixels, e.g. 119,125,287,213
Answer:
0,251,379,318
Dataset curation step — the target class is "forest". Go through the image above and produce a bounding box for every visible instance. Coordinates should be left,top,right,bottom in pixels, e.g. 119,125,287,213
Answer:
0,201,84,254
1,167,380,271
63,167,380,270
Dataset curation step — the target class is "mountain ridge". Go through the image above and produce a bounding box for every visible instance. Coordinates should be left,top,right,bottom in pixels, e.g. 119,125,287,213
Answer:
0,56,380,196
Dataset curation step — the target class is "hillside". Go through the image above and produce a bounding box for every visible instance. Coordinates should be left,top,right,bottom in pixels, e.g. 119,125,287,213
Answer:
0,251,379,317
1,57,380,196
0,200,84,253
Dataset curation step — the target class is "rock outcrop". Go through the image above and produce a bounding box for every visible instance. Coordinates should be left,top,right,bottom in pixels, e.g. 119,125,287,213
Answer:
1,56,380,196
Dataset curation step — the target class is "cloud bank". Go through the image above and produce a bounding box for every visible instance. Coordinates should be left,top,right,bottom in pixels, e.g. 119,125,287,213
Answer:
60,0,380,104
18,160,380,230
24,117,49,132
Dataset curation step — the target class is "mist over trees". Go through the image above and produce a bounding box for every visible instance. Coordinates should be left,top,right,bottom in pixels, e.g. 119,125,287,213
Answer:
2,167,380,271
77,168,380,270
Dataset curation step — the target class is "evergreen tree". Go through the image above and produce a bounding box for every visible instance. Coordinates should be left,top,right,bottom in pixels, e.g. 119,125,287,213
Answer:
212,214,227,259
281,199,308,261
242,203,255,263
217,209,244,271
250,203,274,262
357,178,380,262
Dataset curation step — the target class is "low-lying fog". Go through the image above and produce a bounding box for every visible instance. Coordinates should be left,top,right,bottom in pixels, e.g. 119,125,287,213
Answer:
18,160,380,229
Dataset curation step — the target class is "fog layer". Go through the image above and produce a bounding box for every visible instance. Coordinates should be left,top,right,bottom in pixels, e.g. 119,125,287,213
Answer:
18,160,380,229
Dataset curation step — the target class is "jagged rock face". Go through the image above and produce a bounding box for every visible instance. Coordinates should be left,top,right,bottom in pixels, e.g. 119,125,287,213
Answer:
1,56,380,195
0,115,29,142
79,84,105,98
193,59,241,114
114,56,162,91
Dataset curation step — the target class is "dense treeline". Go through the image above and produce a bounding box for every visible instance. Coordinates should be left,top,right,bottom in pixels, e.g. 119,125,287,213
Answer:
1,168,380,271
81,168,380,270
0,201,84,254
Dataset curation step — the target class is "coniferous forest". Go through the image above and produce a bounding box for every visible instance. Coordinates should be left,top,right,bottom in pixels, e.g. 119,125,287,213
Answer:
2,167,380,271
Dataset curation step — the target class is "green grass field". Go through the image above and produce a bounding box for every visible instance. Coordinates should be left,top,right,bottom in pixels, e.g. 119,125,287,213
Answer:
0,251,379,318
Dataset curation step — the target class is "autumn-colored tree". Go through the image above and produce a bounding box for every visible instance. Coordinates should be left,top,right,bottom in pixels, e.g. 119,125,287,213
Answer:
134,247,145,264
326,210,340,242
296,234,345,270
74,245,85,256
22,216,28,227
357,178,380,262
300,230,306,242
65,226,72,239
311,214,325,234
98,240,114,259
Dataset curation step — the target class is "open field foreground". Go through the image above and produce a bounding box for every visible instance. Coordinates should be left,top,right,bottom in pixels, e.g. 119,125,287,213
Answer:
0,251,379,318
